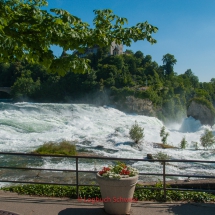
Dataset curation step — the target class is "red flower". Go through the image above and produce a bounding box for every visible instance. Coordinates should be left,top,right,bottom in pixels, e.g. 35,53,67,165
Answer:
99,167,110,176
120,168,130,175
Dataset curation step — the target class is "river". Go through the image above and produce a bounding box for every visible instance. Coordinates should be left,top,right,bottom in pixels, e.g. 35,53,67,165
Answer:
0,102,215,186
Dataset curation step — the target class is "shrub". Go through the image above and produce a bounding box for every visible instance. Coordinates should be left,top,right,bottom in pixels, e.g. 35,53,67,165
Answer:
180,137,187,149
134,183,215,202
3,183,214,203
200,129,215,149
33,140,77,156
160,126,169,145
154,152,171,165
192,141,199,150
129,121,144,144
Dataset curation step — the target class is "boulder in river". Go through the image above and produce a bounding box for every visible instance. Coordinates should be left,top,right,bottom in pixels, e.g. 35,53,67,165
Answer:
187,98,215,126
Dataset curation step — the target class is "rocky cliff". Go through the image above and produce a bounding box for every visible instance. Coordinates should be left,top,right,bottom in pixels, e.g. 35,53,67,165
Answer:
115,96,155,116
187,100,215,126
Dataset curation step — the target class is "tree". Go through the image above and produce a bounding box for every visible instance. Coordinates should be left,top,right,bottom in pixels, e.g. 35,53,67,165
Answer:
184,69,199,88
200,129,215,149
191,141,199,150
0,0,158,75
162,54,177,76
124,49,134,55
180,137,187,149
210,78,215,84
134,51,144,59
11,70,40,98
142,55,152,66
129,121,144,144
97,64,117,79
160,126,169,145
123,54,136,75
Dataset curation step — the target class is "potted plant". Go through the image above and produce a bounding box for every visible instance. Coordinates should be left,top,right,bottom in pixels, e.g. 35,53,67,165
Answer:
96,162,139,215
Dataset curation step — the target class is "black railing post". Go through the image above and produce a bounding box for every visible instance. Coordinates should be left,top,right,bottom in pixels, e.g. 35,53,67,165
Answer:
163,161,166,201
76,157,79,198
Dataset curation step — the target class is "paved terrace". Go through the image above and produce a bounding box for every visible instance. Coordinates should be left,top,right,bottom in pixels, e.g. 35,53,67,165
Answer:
0,190,215,215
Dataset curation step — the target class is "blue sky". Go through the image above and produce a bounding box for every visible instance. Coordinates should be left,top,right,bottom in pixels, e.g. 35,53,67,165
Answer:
47,0,215,82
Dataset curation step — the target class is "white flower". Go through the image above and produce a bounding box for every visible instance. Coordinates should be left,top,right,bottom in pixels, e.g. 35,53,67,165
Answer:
98,162,139,179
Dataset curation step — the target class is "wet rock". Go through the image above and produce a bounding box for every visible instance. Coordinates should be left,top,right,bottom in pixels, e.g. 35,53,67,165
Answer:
147,154,154,160
187,100,215,126
115,96,155,116
80,140,92,146
95,145,104,149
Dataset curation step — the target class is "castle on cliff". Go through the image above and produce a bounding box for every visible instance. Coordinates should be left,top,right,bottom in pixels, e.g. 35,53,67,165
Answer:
76,41,123,58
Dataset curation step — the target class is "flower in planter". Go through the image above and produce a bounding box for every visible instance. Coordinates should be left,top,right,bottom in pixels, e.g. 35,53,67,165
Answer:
98,162,139,179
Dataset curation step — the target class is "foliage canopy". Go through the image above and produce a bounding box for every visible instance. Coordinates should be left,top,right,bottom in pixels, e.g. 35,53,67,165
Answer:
0,0,158,75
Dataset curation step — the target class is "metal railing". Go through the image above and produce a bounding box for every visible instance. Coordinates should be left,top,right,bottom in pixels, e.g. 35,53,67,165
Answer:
0,152,215,200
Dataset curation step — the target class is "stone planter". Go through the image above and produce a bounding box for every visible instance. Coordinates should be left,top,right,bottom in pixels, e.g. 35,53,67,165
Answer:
96,173,138,215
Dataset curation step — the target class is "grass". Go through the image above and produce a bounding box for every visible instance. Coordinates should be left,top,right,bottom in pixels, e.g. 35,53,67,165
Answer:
32,140,76,156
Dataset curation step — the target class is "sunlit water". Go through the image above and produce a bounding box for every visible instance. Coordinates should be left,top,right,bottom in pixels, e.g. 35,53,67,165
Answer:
0,102,215,186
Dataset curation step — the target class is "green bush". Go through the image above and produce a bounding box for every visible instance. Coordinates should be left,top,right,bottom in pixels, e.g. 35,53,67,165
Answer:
160,126,169,145
134,183,215,202
2,183,215,202
154,152,171,165
200,129,215,149
129,121,144,144
33,140,77,156
191,141,199,150
180,137,187,149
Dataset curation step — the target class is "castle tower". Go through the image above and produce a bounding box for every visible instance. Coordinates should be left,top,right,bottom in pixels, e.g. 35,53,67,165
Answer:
109,41,123,55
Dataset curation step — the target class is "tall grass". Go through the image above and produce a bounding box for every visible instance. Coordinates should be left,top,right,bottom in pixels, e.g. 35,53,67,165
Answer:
33,140,76,156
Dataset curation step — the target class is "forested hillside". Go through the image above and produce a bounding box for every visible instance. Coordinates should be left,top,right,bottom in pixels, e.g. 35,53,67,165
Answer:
0,48,215,122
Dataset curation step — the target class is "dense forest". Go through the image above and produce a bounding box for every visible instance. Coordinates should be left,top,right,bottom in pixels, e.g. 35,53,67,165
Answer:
0,47,215,123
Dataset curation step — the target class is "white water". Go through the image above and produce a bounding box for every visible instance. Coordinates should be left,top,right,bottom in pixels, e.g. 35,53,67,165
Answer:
0,102,215,183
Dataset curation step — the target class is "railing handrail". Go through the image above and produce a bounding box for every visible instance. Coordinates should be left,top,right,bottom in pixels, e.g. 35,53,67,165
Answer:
0,151,215,163
0,152,215,200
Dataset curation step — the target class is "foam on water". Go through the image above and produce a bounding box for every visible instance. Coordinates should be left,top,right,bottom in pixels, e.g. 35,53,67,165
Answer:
0,102,215,183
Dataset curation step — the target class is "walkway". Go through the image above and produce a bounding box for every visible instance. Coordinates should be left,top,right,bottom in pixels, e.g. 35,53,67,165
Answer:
0,190,215,215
